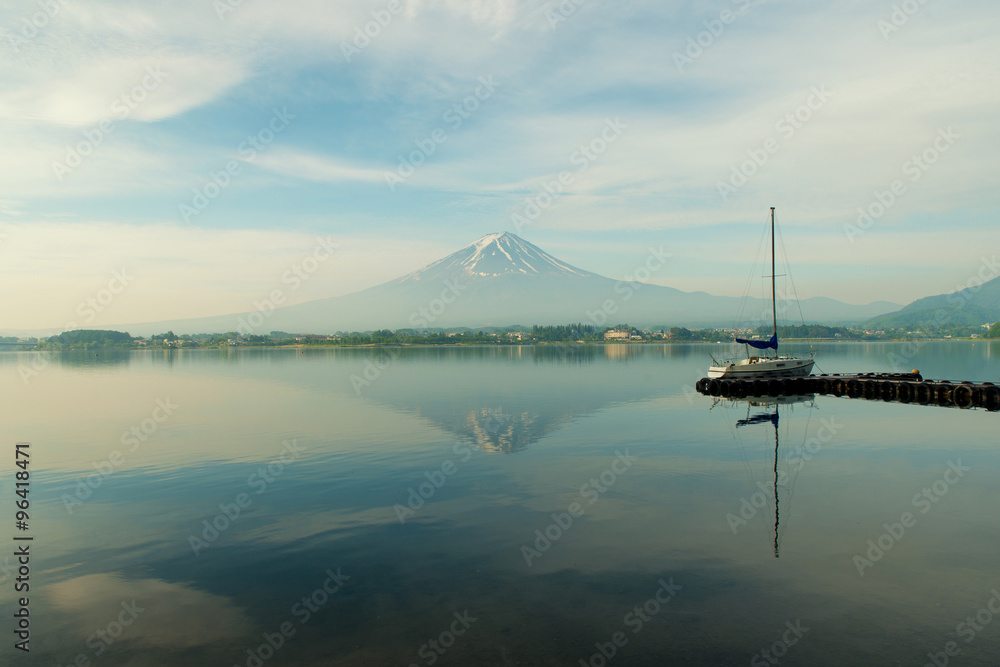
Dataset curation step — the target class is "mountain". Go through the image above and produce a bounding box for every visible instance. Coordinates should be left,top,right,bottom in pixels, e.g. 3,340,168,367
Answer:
863,271,1000,331
393,232,602,283
45,232,901,336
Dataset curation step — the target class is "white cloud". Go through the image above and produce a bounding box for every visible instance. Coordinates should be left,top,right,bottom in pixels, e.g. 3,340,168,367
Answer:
0,54,252,127
253,147,386,184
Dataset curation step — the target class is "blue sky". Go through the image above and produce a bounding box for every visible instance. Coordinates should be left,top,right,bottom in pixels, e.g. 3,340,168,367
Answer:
1,0,998,329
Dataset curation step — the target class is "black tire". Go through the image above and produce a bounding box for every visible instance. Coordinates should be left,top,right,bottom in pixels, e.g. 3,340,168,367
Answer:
984,386,1000,412
767,378,783,396
897,382,913,403
880,381,895,401
915,383,932,404
708,379,721,396
862,381,878,400
954,384,973,409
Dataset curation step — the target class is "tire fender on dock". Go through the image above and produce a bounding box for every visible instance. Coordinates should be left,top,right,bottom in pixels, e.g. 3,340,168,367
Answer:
983,386,1000,412
847,379,861,398
862,381,877,400
953,384,973,409
880,381,895,401
935,383,953,405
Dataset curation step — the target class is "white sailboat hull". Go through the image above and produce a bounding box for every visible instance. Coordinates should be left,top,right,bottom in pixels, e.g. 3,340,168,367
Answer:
707,356,814,379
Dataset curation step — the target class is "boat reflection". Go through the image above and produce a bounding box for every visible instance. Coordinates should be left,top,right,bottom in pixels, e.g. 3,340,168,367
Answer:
713,393,817,558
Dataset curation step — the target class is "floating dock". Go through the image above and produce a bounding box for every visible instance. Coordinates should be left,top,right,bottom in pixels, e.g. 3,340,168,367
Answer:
695,372,1000,411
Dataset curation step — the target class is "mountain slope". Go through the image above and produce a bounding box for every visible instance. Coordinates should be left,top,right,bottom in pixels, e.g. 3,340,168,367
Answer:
263,232,897,332
272,233,683,331
864,273,1000,330
67,232,900,336
392,231,601,283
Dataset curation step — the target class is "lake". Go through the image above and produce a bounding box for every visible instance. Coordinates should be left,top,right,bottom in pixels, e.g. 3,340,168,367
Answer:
2,341,999,666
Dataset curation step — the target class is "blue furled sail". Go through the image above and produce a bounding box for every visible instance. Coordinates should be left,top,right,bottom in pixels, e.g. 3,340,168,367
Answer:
736,411,779,429
734,333,778,351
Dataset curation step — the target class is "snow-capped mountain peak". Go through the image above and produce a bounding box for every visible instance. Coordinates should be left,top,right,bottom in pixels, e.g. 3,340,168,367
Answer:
397,232,598,283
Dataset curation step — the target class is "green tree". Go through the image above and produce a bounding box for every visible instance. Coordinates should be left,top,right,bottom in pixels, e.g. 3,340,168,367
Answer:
670,327,693,341
45,329,133,348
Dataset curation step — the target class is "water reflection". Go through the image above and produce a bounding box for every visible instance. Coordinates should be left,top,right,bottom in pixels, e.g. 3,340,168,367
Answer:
55,349,134,368
43,573,251,654
355,346,678,454
464,407,538,454
5,344,1000,665
0,348,135,371
712,394,818,559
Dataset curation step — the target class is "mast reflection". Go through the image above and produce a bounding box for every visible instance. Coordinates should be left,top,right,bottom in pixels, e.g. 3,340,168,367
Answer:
716,394,816,558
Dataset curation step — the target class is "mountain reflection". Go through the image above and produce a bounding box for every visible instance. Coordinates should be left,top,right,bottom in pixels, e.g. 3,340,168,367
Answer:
463,406,558,454
354,345,678,454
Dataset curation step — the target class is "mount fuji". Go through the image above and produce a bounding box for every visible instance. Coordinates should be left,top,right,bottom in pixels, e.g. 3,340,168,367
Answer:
392,232,602,283
107,232,900,335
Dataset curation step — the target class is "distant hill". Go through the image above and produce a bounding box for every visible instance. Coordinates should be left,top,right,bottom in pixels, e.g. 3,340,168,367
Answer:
19,233,901,336
863,274,1000,331
42,329,133,347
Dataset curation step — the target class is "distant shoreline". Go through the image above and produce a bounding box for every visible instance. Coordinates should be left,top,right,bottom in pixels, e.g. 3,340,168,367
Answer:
7,337,994,352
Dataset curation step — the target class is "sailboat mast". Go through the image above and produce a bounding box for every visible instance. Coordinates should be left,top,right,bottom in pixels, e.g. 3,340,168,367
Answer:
773,405,780,558
770,207,777,353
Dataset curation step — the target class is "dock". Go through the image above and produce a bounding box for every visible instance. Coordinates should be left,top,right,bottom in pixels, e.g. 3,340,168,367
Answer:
695,372,1000,411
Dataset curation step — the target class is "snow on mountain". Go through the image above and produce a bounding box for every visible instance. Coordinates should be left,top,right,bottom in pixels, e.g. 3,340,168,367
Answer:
394,232,599,283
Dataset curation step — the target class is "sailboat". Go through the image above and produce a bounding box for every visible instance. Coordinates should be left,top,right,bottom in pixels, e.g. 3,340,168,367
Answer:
707,207,815,379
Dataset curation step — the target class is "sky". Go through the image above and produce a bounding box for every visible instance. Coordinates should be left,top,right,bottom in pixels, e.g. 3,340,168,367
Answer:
1,0,998,331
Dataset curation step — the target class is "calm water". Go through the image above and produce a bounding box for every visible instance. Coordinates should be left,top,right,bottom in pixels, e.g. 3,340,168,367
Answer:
2,342,1000,666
